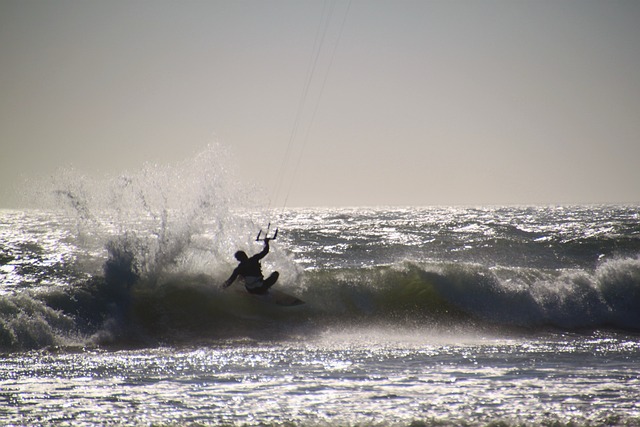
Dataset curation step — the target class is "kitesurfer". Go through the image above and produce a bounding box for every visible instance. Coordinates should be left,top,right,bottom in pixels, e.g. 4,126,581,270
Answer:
222,238,279,294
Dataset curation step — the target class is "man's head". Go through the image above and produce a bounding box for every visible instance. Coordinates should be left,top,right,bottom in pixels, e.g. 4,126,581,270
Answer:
235,250,248,262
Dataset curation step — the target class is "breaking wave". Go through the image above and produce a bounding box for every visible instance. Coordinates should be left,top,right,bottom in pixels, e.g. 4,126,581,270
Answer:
301,257,640,330
3,254,640,352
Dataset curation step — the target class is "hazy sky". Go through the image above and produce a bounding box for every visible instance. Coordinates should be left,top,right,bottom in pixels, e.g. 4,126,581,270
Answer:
2,0,639,207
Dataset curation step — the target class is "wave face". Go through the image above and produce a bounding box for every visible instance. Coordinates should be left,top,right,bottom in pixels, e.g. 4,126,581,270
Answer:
2,148,640,351
300,257,640,329
4,256,639,352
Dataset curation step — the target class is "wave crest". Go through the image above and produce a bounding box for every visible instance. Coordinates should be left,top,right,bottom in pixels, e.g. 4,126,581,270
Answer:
3,255,640,352
298,258,640,331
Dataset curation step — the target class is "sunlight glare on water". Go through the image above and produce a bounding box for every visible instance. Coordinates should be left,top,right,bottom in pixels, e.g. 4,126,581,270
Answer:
1,328,640,425
2,203,640,425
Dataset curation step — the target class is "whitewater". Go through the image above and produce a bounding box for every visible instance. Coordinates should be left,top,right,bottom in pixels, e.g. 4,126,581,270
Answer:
1,147,640,426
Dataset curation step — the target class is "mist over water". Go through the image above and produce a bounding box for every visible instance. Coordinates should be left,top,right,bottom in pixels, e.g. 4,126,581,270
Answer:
47,145,255,272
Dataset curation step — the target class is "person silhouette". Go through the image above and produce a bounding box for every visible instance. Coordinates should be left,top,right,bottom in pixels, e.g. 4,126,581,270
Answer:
222,238,279,294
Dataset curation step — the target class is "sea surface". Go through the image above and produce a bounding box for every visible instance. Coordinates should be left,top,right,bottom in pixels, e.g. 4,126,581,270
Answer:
1,160,640,426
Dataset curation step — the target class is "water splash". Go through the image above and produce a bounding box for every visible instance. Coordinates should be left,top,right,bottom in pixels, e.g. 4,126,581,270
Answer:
3,144,304,349
45,144,264,280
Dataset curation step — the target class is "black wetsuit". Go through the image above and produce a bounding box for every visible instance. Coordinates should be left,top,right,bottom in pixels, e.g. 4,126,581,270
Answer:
225,242,279,294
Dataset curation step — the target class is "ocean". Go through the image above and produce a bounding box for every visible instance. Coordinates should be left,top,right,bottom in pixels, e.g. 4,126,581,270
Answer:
1,154,639,426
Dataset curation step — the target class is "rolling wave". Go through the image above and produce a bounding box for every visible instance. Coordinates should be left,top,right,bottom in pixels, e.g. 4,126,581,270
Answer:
300,257,640,330
2,250,639,353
